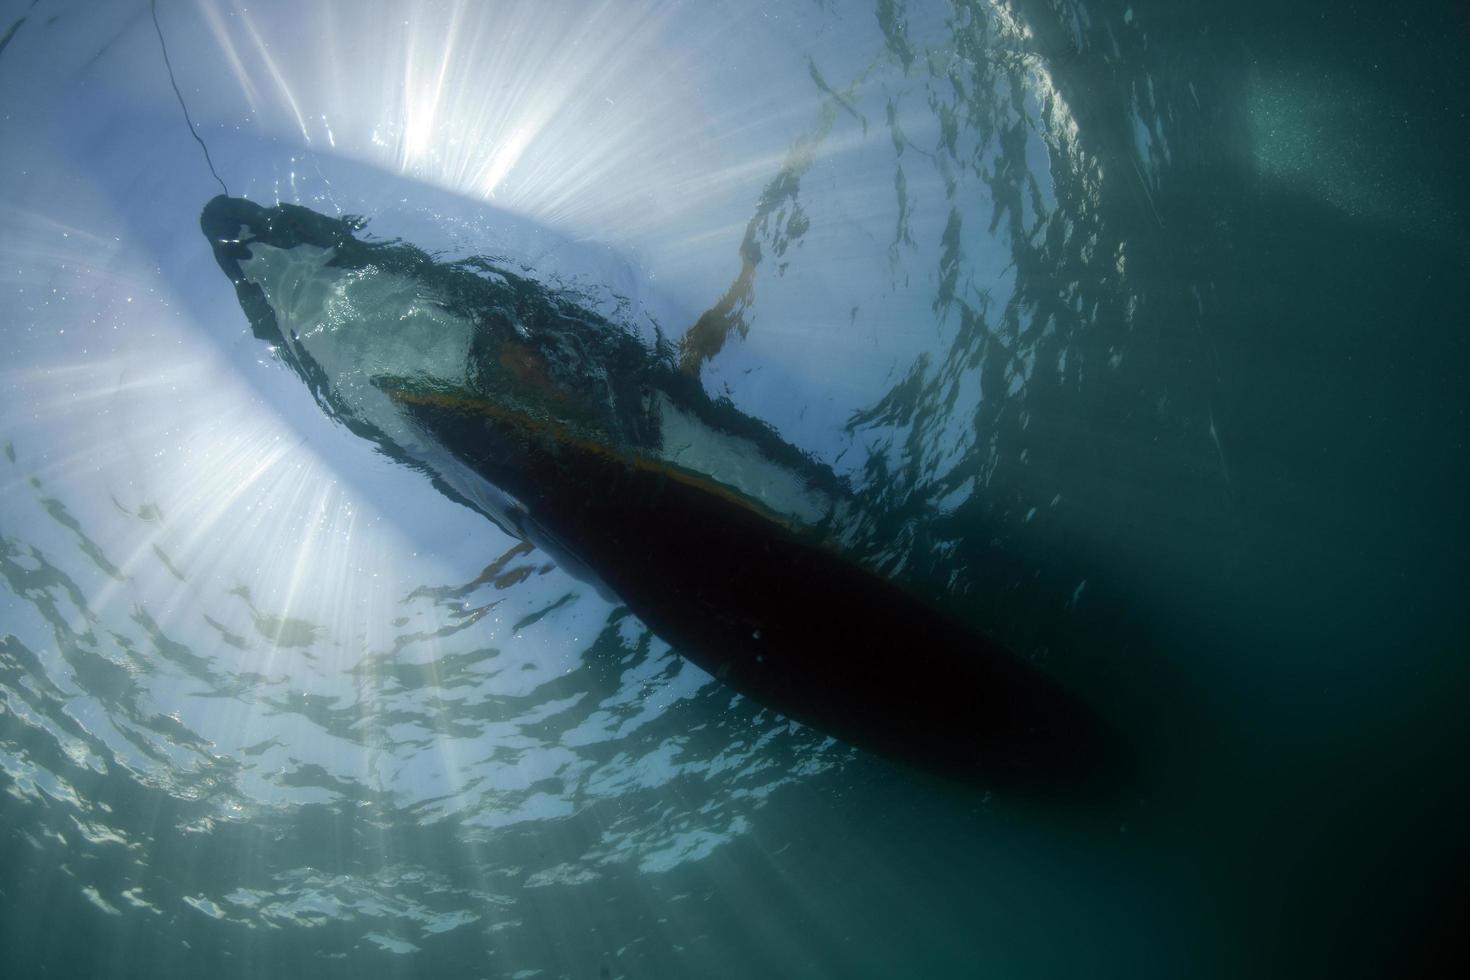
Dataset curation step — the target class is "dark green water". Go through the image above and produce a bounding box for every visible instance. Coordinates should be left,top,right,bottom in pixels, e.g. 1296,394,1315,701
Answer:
1,1,1466,977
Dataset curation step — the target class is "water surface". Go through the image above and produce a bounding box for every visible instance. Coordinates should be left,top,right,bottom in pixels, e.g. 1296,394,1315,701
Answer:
1,1,1466,977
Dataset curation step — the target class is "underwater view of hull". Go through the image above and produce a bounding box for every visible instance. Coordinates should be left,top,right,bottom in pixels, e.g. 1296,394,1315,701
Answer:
391,386,1124,793
202,193,1122,795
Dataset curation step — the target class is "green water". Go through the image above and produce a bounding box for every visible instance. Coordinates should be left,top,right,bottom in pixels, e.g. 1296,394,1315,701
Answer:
1,1,1466,977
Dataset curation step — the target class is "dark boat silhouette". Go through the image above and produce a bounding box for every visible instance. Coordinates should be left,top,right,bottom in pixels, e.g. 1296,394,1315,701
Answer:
201,194,1126,795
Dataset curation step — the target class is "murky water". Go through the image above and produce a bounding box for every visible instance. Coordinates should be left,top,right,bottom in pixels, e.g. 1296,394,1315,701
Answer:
1,2,1465,977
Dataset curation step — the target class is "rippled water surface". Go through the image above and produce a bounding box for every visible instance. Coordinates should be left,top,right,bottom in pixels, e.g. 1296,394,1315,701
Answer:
2,2,1466,977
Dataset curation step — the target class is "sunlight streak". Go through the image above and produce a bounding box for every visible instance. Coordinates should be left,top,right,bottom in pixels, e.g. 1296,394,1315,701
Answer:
189,0,837,259
234,1,313,146
194,0,260,113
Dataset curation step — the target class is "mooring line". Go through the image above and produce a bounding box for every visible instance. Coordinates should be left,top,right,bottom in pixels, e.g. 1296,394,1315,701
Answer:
150,0,230,196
